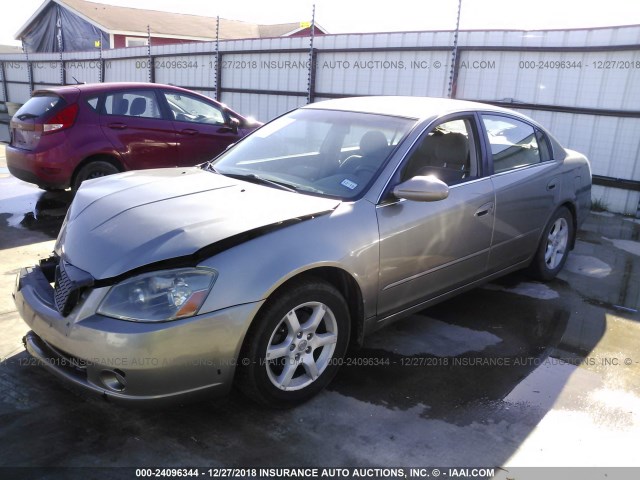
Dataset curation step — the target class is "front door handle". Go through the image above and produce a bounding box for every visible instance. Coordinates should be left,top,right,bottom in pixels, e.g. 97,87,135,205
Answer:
107,122,127,130
475,202,494,217
180,129,198,136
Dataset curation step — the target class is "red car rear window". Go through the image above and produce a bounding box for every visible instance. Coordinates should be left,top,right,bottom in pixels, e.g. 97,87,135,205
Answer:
14,95,63,120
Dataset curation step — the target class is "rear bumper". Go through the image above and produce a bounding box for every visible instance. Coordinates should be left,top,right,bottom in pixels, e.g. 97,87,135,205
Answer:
6,144,74,189
14,266,263,405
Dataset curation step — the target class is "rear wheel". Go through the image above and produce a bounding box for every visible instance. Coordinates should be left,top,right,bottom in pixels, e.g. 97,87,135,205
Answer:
236,278,350,407
73,161,120,190
528,206,573,281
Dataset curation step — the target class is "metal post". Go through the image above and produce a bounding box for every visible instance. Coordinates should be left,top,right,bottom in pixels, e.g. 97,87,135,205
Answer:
57,18,64,85
215,52,222,101
306,4,316,104
0,61,8,105
99,34,104,83
308,49,317,104
447,0,462,98
214,15,220,100
147,25,154,83
22,40,34,96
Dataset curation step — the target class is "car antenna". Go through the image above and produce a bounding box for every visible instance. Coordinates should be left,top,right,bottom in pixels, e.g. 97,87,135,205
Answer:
71,76,85,85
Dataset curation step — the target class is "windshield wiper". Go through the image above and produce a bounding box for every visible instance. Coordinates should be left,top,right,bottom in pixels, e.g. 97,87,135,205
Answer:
223,172,298,193
17,113,38,120
202,161,218,173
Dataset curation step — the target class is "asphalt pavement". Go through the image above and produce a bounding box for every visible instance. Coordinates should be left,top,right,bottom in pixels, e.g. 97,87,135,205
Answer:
1,156,640,479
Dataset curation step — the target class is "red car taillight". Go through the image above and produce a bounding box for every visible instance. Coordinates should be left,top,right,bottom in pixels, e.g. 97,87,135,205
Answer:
43,103,79,134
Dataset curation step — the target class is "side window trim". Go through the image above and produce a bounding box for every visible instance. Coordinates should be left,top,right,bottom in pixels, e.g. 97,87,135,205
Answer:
473,111,492,176
535,128,553,162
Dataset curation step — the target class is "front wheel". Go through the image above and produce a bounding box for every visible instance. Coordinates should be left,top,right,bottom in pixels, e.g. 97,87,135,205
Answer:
236,278,350,407
37,185,64,192
528,206,573,281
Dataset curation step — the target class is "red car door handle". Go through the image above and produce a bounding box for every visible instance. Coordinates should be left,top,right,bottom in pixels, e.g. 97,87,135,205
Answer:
180,129,198,136
107,123,127,130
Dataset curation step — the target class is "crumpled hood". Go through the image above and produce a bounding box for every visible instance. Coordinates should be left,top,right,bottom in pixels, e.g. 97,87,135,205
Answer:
57,168,340,279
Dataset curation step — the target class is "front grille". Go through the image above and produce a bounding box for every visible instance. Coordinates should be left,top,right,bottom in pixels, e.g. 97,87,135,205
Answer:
54,262,73,314
53,260,95,316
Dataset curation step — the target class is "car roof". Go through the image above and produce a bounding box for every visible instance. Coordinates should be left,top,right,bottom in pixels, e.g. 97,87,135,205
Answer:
38,82,180,93
304,96,518,121
30,82,245,116
32,82,207,97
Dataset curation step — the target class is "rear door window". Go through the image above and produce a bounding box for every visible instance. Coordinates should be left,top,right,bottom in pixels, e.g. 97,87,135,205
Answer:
104,90,162,119
14,95,63,120
482,115,543,174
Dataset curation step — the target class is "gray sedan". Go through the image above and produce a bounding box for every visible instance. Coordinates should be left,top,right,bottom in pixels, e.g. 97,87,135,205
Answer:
13,96,591,406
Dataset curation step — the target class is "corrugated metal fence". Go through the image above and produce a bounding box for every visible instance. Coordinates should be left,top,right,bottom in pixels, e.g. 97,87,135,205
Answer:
1,25,639,214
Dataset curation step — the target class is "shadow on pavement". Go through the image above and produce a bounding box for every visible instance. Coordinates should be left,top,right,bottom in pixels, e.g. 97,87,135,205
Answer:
0,271,608,469
0,190,72,250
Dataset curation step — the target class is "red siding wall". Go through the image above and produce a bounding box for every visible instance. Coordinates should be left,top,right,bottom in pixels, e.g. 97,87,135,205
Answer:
112,35,200,48
112,29,324,48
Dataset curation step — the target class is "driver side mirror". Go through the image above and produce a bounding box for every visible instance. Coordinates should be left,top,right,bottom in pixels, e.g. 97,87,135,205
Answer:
392,175,449,202
219,117,240,134
228,117,240,134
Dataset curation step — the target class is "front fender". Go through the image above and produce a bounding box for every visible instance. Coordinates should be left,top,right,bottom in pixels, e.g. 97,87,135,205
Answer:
197,200,380,320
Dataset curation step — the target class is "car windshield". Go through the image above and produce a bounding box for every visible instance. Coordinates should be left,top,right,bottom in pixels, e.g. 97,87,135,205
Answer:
211,108,415,200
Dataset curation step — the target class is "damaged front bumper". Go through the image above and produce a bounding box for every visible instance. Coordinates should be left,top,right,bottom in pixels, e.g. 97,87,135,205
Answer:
14,265,263,405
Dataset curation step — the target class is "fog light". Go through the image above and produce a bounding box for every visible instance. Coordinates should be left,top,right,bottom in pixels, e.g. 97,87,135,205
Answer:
100,369,127,392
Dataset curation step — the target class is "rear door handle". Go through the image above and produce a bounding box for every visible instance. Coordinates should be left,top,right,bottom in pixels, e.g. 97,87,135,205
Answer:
107,122,127,130
475,202,494,217
180,129,199,136
547,181,557,191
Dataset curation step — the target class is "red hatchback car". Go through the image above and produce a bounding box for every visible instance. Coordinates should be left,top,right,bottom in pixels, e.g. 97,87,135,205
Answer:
7,82,259,190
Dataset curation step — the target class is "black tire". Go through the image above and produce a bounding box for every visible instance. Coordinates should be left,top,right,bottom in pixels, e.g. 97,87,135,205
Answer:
37,185,64,192
73,160,120,190
236,277,350,407
528,206,573,281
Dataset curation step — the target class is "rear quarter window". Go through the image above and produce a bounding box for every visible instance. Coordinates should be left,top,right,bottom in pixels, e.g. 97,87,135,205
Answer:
86,96,99,112
14,95,63,119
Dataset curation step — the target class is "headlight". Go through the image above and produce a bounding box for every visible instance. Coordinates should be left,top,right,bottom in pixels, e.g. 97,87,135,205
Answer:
97,268,217,322
54,210,70,256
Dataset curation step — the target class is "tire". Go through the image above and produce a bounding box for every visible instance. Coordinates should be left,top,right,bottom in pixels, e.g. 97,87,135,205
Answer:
528,206,573,281
236,278,350,407
73,160,120,190
37,185,64,192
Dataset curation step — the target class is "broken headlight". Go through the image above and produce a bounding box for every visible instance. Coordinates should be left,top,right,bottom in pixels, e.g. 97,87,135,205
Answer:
97,268,217,322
